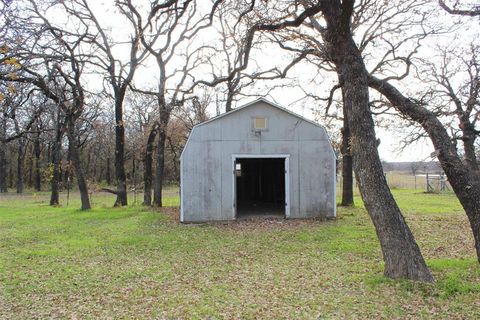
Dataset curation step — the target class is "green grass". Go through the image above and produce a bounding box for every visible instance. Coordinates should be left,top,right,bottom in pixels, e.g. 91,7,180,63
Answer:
348,188,463,215
0,189,479,319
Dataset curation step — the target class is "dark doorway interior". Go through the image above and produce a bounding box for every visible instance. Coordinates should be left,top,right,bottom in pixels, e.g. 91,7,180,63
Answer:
235,158,285,217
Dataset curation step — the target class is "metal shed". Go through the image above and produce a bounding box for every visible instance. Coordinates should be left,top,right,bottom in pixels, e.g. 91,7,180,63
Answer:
180,98,336,222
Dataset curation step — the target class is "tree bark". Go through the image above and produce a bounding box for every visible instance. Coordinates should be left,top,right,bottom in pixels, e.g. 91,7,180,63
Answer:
153,130,167,207
462,128,479,176
368,75,480,263
50,122,63,206
341,91,354,206
167,135,180,181
114,97,128,207
153,111,170,207
143,125,157,206
321,2,433,281
0,116,8,193
66,119,91,210
225,83,234,112
64,147,71,186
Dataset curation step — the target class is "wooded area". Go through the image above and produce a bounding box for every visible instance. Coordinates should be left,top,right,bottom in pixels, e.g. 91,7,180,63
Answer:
1,0,479,282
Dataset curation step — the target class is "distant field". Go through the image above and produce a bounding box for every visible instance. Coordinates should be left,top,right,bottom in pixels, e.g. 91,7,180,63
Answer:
337,171,452,193
0,188,478,319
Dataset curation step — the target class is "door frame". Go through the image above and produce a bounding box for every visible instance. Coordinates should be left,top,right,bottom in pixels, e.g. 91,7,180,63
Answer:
232,154,290,219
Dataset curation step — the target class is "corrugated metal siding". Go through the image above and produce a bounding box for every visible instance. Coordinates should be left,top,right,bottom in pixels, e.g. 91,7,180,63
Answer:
181,100,336,222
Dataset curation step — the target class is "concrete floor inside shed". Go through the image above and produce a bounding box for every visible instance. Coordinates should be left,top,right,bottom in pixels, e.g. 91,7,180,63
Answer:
236,201,285,219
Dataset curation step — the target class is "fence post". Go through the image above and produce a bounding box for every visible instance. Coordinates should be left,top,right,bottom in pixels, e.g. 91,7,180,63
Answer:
426,172,430,192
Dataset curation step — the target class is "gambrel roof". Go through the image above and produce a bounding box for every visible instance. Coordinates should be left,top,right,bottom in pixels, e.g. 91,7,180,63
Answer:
194,97,326,130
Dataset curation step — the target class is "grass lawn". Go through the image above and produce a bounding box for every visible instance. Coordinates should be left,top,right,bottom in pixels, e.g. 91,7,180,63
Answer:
0,188,479,319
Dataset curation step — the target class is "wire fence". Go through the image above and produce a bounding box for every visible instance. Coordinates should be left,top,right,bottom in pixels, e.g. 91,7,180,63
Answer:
336,172,452,193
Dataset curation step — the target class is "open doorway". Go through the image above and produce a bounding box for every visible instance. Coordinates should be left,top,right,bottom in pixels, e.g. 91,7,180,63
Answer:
235,157,286,218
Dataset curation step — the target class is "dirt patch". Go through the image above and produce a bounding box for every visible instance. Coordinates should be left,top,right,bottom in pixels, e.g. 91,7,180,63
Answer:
173,208,335,231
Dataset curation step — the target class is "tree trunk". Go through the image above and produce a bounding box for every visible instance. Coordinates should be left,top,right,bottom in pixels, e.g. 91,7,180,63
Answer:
0,147,7,193
50,123,63,206
66,119,91,210
114,98,128,207
321,3,433,282
16,141,24,194
143,125,157,206
341,92,354,206
462,132,479,177
154,112,170,207
167,135,180,181
225,86,234,112
64,147,71,186
0,116,7,193
368,75,480,263
153,129,167,207
33,131,41,191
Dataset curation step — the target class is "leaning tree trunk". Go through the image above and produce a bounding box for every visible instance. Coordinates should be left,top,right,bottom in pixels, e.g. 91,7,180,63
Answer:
66,119,91,210
321,3,433,282
16,141,25,194
153,110,171,207
50,124,63,206
143,125,157,206
368,75,480,262
341,90,354,206
114,98,128,207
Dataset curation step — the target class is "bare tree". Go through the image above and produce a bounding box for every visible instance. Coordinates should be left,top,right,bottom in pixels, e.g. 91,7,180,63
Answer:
0,84,45,194
344,0,480,261
51,0,151,207
2,0,97,210
369,73,480,263
49,103,66,206
315,1,433,281
253,0,434,208
121,0,223,207
419,44,480,175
